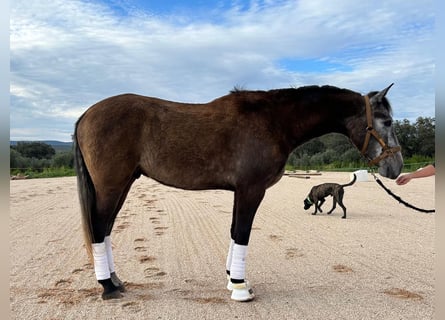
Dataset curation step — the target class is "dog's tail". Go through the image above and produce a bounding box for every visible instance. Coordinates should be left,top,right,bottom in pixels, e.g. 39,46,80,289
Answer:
341,173,356,187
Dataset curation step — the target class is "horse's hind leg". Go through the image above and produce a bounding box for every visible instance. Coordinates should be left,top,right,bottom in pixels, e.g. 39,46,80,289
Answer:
105,237,125,292
91,207,122,300
104,177,139,293
93,177,136,299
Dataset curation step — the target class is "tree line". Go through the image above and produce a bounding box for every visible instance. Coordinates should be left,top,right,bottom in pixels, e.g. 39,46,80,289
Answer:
10,141,75,177
10,116,434,177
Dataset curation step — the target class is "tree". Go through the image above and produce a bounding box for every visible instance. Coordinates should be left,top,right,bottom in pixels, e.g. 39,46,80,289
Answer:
53,152,74,168
319,133,353,154
394,117,435,158
394,119,417,158
11,142,56,160
341,148,362,164
10,148,29,169
415,117,435,157
293,138,325,158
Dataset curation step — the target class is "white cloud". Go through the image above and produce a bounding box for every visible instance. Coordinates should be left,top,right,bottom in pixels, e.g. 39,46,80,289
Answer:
10,0,434,141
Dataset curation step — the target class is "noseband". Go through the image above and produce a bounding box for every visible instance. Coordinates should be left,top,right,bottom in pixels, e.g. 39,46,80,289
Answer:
360,95,401,166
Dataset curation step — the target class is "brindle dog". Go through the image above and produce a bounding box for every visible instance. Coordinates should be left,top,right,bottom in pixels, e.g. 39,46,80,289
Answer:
304,174,356,219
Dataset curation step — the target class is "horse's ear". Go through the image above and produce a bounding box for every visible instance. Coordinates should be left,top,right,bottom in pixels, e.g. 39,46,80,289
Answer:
370,83,394,103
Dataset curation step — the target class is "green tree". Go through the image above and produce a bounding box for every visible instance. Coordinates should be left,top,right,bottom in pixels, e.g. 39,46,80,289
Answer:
12,142,56,159
394,119,417,158
10,148,29,169
293,138,325,158
394,117,435,159
53,152,74,168
319,133,353,154
415,117,435,157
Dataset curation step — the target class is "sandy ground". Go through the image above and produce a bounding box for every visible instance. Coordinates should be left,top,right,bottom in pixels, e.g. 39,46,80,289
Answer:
10,171,435,320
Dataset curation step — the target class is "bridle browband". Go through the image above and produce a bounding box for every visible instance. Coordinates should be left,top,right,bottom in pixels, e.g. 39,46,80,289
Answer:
360,95,401,166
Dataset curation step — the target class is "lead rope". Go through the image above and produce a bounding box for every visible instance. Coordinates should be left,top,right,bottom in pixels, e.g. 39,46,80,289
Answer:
369,170,435,213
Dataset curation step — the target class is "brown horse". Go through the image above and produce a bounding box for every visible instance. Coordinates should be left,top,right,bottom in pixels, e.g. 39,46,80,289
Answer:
74,84,403,301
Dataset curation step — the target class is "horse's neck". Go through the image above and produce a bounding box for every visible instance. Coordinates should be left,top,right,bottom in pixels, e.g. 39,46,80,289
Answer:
284,91,361,150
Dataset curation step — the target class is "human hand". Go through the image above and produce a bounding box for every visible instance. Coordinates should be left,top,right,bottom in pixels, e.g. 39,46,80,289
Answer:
396,174,412,185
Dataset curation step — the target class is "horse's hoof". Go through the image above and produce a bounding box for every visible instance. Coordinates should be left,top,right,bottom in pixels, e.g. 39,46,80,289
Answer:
230,282,255,302
98,278,124,299
110,272,126,292
102,289,123,300
227,277,250,291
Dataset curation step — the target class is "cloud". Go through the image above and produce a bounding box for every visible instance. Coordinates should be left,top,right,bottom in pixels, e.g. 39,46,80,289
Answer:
10,0,434,141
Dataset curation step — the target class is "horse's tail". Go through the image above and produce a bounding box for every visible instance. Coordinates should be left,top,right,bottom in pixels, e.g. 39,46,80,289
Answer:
341,173,357,188
73,121,95,262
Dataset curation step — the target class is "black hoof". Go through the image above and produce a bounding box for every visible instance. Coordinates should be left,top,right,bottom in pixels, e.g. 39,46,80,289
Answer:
102,289,123,300
99,278,123,300
111,272,126,292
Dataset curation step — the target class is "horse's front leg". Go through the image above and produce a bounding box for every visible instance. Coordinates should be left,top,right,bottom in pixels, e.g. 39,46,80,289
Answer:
226,187,265,302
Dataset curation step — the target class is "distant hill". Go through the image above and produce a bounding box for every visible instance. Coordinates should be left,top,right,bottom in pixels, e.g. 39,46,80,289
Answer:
10,140,73,152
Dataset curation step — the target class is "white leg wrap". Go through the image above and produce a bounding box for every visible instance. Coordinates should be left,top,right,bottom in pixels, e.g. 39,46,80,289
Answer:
228,244,254,301
230,244,248,280
104,236,115,273
225,239,235,272
92,242,110,280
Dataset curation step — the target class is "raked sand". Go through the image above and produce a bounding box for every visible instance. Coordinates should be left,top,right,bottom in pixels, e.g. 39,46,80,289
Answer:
10,171,435,319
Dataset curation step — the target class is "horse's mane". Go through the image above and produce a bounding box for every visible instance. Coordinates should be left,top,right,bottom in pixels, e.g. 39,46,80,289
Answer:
228,85,356,112
228,85,392,114
230,85,247,93
229,85,355,97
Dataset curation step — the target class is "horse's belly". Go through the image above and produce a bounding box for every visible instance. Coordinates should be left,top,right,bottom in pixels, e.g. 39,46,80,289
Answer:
140,161,236,191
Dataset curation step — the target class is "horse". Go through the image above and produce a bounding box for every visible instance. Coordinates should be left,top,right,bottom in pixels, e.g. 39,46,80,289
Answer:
73,84,403,301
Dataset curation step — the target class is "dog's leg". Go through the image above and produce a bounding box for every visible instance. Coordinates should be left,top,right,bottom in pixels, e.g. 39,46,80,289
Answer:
312,202,318,215
318,198,325,213
339,204,347,219
312,199,320,215
327,198,336,215
337,190,347,219
338,197,347,219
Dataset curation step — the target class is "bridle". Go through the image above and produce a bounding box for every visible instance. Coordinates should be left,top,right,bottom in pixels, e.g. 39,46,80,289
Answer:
360,95,401,166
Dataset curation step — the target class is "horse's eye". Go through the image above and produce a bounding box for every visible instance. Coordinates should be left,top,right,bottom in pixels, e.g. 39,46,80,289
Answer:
384,120,392,127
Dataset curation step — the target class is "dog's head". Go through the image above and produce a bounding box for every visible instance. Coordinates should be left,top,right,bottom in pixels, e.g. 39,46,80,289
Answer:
304,196,313,210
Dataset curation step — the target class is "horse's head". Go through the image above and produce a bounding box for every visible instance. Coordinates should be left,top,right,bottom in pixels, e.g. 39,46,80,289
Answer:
349,84,403,179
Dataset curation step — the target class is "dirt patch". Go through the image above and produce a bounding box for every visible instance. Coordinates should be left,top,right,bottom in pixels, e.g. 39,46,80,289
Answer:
332,264,353,273
383,288,423,300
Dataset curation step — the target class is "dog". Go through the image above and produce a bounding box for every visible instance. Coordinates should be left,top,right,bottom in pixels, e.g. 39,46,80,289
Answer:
303,174,356,219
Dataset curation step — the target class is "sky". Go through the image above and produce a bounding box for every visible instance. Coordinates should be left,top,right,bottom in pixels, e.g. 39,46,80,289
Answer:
10,0,435,142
